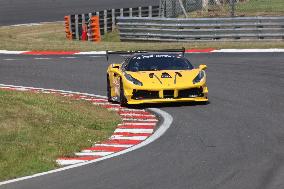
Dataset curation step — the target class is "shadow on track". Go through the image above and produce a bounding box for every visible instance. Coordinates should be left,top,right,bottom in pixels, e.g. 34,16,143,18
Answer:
125,101,210,109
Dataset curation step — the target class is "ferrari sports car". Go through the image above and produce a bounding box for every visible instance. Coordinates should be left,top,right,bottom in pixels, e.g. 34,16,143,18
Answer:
106,49,208,106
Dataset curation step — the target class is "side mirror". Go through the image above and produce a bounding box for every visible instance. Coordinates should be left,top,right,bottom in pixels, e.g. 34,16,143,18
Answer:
199,64,207,70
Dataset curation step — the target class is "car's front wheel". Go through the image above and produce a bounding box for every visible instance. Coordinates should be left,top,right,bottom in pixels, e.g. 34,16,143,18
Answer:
119,78,128,107
106,74,112,102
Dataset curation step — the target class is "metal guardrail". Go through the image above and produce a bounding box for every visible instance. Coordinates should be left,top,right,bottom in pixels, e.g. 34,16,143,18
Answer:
67,5,160,40
117,16,284,41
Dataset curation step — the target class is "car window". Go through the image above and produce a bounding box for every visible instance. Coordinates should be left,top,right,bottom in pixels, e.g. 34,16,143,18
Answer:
126,55,194,72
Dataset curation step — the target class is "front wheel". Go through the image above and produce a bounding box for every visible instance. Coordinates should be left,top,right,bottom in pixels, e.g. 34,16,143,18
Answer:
119,79,128,107
106,75,112,102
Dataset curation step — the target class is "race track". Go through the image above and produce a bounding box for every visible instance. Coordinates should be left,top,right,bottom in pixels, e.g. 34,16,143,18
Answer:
0,0,159,26
0,53,284,189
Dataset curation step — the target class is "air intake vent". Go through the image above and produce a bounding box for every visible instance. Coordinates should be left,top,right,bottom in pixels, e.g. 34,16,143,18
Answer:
161,72,171,78
163,90,174,98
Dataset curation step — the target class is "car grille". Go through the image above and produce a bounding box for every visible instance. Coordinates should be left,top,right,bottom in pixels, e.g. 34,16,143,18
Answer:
132,90,159,100
163,90,174,98
178,88,204,98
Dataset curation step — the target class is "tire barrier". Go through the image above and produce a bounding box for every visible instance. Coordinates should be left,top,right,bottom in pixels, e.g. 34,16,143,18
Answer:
64,5,160,41
64,16,72,40
89,16,101,42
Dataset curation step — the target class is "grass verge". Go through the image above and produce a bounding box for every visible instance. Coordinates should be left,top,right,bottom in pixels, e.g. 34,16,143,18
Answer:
0,89,120,181
0,22,283,51
190,0,284,17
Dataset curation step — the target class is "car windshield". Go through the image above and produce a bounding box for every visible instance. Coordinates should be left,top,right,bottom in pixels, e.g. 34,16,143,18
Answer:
125,54,194,72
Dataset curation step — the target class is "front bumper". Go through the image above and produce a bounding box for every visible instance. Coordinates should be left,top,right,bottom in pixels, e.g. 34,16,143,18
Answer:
123,83,208,105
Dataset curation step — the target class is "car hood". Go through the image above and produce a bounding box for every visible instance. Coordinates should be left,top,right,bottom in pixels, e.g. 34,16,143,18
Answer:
125,69,201,88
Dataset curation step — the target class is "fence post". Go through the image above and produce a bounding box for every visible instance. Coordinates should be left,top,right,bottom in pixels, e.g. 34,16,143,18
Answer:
104,10,107,34
149,6,153,17
89,13,92,19
178,0,188,18
230,0,235,17
75,14,79,40
88,13,93,41
81,14,87,41
159,0,164,17
69,15,72,37
112,9,116,31
82,14,85,26
202,0,209,12
120,8,123,17
129,8,133,17
138,7,142,17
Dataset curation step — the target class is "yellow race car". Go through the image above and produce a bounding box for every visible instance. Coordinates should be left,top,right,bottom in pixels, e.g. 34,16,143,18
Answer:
106,49,208,106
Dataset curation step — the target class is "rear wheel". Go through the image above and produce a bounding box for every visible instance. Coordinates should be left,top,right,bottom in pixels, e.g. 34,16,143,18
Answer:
119,79,128,107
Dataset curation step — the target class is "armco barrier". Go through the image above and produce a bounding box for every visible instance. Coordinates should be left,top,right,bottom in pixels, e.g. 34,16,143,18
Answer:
65,5,160,41
117,16,284,41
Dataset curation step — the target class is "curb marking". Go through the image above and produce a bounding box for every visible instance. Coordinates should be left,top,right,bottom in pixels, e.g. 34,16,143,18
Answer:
0,84,173,186
0,84,159,166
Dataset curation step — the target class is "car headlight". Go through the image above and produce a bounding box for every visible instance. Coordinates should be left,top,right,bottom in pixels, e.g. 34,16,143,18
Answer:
193,70,205,84
124,73,143,86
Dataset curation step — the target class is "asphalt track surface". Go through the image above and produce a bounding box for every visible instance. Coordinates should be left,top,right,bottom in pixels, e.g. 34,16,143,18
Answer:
0,53,284,189
0,0,159,26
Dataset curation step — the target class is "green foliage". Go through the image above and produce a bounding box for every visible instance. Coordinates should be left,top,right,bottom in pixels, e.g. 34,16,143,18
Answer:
0,90,120,181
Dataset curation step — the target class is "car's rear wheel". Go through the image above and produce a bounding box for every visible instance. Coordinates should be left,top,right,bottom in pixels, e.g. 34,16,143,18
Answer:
119,78,128,107
106,74,112,102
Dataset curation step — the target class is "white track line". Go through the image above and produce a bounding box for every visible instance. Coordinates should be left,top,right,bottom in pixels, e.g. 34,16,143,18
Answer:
119,113,156,117
110,135,148,140
94,144,133,148
60,57,78,59
56,160,87,166
114,128,153,134
34,58,51,60
0,84,173,186
93,102,120,106
120,122,156,126
122,118,158,122
4,59,19,61
120,113,155,117
75,51,106,55
0,50,28,54
213,49,284,53
10,21,63,27
75,152,114,156
120,109,146,112
0,84,107,99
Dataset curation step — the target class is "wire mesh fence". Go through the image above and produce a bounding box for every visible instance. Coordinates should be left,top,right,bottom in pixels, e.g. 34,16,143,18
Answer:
159,0,284,18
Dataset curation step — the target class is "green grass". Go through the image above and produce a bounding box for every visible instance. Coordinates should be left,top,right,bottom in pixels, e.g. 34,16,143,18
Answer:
189,0,284,17
0,89,120,181
236,0,284,16
0,22,283,51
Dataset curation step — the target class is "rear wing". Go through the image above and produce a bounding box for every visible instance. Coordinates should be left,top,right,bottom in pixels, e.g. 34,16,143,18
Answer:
106,47,185,61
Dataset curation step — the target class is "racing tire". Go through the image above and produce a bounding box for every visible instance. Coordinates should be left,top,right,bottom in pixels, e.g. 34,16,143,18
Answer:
106,75,112,102
119,79,128,107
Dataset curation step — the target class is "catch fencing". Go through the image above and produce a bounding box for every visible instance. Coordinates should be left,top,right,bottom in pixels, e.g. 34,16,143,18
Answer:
117,16,284,41
65,5,160,41
160,0,242,17
160,0,284,18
